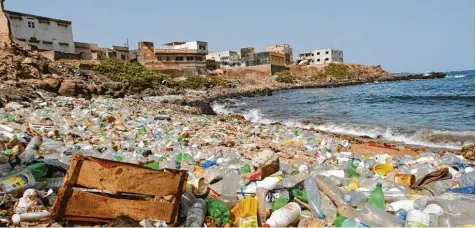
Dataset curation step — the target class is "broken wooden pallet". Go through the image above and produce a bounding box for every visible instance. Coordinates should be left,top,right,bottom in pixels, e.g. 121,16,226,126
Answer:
50,153,188,224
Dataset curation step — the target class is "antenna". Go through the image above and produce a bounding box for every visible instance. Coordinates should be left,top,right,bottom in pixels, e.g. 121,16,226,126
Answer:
126,38,129,48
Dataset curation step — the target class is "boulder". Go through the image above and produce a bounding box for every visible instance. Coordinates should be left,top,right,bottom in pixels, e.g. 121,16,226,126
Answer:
58,80,84,96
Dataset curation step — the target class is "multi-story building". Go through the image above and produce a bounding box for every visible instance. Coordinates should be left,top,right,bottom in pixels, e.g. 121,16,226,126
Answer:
266,44,293,64
206,50,239,68
137,41,208,75
299,48,343,65
5,10,74,53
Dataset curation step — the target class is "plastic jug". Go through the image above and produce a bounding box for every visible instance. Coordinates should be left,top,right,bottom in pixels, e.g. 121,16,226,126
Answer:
0,169,36,193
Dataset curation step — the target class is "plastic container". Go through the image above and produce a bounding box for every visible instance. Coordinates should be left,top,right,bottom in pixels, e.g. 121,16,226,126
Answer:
437,215,455,228
357,202,405,227
264,202,301,227
406,209,430,227
35,177,64,190
337,204,358,219
315,175,346,206
320,191,337,225
238,196,259,227
368,182,385,209
186,198,207,227
0,169,36,193
12,211,50,224
19,136,42,162
343,191,367,207
256,187,268,226
459,171,475,187
221,169,240,208
304,178,325,219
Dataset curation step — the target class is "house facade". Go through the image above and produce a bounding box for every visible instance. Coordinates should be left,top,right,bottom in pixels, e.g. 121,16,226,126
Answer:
5,10,74,53
266,44,293,64
299,48,343,65
138,41,209,75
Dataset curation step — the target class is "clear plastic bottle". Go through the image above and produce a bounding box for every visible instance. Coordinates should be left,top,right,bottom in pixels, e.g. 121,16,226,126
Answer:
428,198,475,215
221,169,240,208
304,178,325,219
437,215,455,228
315,175,346,206
460,171,475,187
337,204,358,219
357,202,405,227
343,191,367,207
256,187,268,226
0,169,36,193
320,191,337,225
441,153,462,165
34,177,64,190
186,198,208,227
19,136,42,162
281,172,308,188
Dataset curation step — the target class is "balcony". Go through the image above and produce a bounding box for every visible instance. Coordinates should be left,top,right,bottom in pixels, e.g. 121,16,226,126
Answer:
155,49,208,55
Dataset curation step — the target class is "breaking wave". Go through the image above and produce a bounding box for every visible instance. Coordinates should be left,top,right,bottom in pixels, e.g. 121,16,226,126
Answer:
212,103,473,150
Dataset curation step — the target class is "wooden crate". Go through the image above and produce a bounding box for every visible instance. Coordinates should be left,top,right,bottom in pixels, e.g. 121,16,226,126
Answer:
50,153,188,224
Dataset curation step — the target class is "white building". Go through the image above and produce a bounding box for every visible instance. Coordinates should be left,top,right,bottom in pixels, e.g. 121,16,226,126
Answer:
159,41,208,54
299,48,343,65
206,50,239,62
5,10,75,53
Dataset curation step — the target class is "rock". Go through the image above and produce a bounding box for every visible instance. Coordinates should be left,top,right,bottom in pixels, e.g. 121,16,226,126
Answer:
4,102,24,111
58,80,87,96
21,57,33,64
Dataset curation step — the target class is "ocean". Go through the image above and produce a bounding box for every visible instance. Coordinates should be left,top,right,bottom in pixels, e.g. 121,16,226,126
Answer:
213,70,475,149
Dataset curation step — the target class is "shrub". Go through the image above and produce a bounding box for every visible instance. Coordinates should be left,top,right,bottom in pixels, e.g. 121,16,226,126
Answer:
180,76,229,89
93,58,175,87
323,63,351,78
275,70,296,83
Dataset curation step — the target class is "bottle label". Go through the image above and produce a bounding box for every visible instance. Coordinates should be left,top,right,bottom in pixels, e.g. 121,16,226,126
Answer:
239,216,258,228
1,174,28,192
406,221,428,227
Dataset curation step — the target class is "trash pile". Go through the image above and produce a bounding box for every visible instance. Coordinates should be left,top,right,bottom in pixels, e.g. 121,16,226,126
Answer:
0,96,474,227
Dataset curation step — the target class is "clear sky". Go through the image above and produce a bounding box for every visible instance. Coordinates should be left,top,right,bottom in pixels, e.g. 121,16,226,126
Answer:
5,0,475,73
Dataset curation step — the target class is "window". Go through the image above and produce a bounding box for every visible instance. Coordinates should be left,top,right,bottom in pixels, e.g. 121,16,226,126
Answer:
39,21,49,30
317,52,320,55
165,57,170,61
29,37,39,44
27,21,35,28
59,43,69,52
317,59,320,62
42,41,53,49
311,54,314,56
325,58,329,61
195,56,203,61
186,56,194,61
198,45,206,50
325,51,329,54
175,56,184,61
121,55,126,60
157,56,162,61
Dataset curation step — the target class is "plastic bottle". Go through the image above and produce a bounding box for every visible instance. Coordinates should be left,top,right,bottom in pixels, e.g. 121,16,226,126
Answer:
428,198,475,215
34,177,64,190
221,169,240,208
343,191,367,207
186,198,207,227
0,169,36,193
441,153,462,165
406,209,430,227
460,171,475,187
256,188,268,226
238,196,259,227
437,215,455,228
12,211,51,224
304,178,325,219
291,188,308,202
240,176,282,193
368,182,385,209
264,202,301,227
357,202,405,227
337,204,358,219
320,191,337,225
281,173,307,188
19,136,42,162
341,218,357,227
315,175,346,206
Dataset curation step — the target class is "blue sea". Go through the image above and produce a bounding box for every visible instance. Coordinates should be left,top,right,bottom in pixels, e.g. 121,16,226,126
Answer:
213,70,475,149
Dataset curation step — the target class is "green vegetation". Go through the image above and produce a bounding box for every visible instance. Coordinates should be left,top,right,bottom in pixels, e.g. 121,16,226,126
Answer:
93,58,176,87
93,58,228,89
322,63,351,78
275,70,296,83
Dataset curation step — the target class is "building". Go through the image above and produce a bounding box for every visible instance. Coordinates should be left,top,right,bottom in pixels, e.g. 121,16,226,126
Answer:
299,48,343,65
5,10,74,53
206,50,239,68
266,44,293,64
137,41,208,75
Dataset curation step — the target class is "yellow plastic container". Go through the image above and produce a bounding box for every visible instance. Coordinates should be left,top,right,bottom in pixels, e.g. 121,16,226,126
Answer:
373,164,394,177
239,196,259,228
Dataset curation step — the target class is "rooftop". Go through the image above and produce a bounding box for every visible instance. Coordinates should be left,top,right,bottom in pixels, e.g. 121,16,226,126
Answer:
5,10,72,25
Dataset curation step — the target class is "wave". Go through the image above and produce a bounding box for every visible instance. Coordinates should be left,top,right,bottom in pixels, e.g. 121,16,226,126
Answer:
389,95,475,102
211,103,473,149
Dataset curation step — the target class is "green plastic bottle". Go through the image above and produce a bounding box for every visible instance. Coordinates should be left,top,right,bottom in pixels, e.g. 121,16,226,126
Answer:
368,182,385,209
291,188,308,202
271,197,288,211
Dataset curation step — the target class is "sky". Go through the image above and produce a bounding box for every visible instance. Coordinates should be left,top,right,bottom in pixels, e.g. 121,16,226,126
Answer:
5,0,475,73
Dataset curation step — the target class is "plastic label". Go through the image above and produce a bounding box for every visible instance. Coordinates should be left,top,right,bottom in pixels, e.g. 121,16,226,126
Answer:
0,174,28,192
239,216,258,228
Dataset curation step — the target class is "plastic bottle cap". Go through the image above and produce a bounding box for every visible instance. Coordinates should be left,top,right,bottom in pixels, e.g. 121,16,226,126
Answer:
343,194,352,201
377,182,383,187
263,223,271,228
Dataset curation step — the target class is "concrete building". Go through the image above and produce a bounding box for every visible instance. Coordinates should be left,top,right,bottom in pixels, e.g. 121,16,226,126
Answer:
206,50,239,68
5,10,74,53
299,48,343,65
266,44,293,64
137,41,209,75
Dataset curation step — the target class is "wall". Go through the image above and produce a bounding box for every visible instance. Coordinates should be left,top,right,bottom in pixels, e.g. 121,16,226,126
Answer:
331,50,343,62
0,0,11,49
266,44,293,63
6,12,74,53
